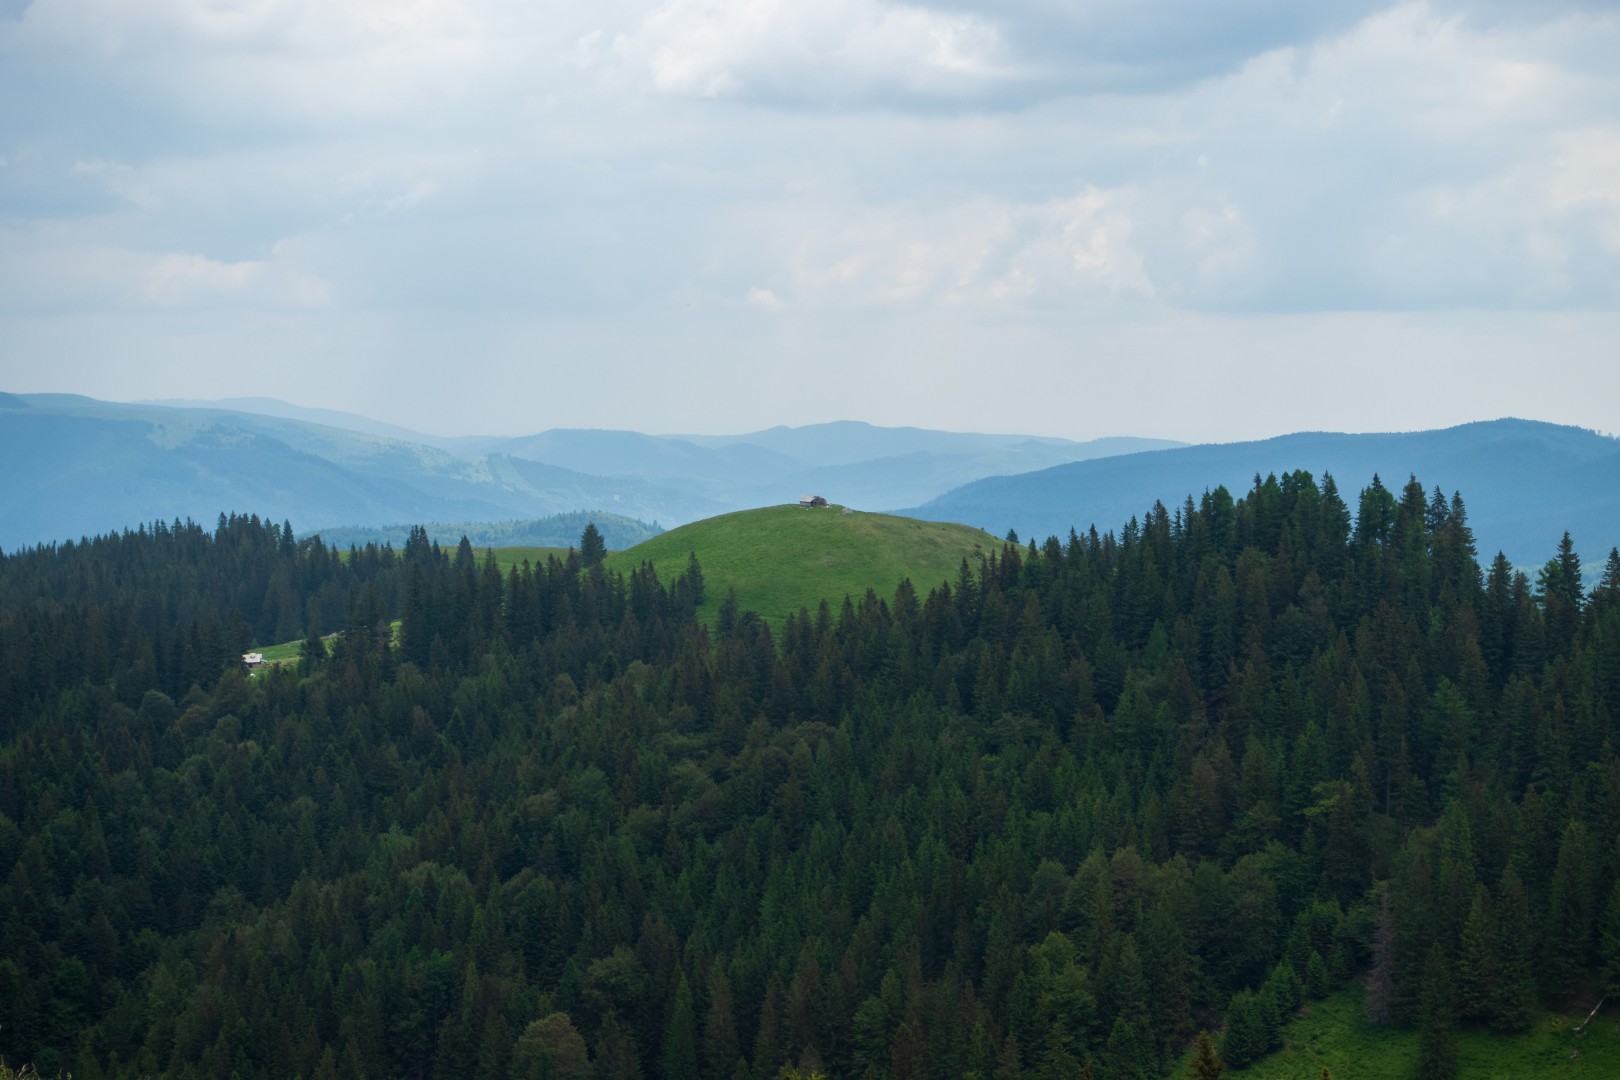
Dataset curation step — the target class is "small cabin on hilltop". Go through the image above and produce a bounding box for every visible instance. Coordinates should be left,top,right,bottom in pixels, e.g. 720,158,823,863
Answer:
798,495,828,508
242,652,266,670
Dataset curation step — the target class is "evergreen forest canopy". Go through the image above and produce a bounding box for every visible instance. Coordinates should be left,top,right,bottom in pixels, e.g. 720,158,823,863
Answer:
2,473,1620,1080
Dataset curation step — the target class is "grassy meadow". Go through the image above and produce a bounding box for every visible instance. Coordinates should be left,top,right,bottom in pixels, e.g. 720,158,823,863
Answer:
469,545,571,575
1169,987,1620,1079
604,503,1000,625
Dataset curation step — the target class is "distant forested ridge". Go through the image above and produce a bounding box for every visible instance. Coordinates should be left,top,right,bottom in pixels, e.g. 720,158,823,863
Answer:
908,418,1620,570
0,393,1178,552
2,473,1619,1079
313,511,664,553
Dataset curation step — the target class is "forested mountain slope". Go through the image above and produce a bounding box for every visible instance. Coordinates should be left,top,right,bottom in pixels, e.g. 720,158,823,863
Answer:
2,477,1619,1079
908,419,1620,570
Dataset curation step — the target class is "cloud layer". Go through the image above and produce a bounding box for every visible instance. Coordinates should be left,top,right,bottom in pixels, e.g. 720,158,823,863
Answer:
2,1,1617,438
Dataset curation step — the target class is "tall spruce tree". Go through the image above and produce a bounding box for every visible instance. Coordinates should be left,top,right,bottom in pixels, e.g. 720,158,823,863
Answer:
1545,820,1598,999
1491,867,1536,1032
1414,946,1457,1080
579,522,608,570
1455,887,1500,1025
662,974,698,1080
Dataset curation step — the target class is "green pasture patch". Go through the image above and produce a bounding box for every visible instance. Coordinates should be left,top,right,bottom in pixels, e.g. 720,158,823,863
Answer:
605,503,999,626
1172,986,1620,1080
473,545,572,575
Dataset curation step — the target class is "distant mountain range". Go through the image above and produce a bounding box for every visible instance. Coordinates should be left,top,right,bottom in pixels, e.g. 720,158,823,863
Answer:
905,419,1620,569
8,394,1616,569
0,393,1179,551
0,394,726,550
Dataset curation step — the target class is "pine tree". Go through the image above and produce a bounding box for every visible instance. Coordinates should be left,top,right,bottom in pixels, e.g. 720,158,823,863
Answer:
1103,1015,1155,1080
662,973,698,1080
1221,989,1275,1068
1185,1031,1226,1080
579,522,608,570
1455,887,1500,1025
703,960,742,1080
1036,1021,1081,1080
1593,547,1620,612
1599,885,1620,998
1544,820,1598,999
1414,946,1457,1080
1304,950,1330,1000
684,551,705,606
1263,959,1301,1018
1537,531,1584,645
299,623,327,672
993,1033,1022,1080
1491,865,1536,1032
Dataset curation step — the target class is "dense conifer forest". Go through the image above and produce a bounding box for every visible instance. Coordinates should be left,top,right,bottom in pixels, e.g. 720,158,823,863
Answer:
3,476,1619,1079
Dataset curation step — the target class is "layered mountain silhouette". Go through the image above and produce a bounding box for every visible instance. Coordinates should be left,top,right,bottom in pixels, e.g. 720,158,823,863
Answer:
905,419,1620,569
1,395,724,549
7,394,1616,568
0,394,1176,551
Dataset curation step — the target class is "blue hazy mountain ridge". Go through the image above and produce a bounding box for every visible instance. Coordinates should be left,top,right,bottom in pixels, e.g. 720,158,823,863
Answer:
30,396,1619,572
0,396,731,550
125,400,1184,501
137,395,469,450
0,393,1192,550
3,394,1176,551
0,410,429,549
905,419,1620,569
676,419,1182,469
475,422,1186,508
480,429,808,488
436,423,1185,500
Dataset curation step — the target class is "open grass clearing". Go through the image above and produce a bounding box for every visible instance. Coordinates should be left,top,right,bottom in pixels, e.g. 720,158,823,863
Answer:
605,503,999,625
1169,986,1620,1079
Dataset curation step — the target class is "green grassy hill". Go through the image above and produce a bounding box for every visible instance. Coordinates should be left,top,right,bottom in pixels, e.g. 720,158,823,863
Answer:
605,503,1000,625
1168,987,1620,1079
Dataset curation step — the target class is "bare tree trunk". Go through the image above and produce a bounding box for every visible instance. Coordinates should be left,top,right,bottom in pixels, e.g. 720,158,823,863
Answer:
1573,996,1606,1036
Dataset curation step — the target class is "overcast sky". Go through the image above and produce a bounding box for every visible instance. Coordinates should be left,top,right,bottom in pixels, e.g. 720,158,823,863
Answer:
2,0,1617,442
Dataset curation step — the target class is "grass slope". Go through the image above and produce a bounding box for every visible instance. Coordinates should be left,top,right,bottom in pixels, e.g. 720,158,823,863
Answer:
1170,987,1620,1079
479,546,571,575
606,504,999,625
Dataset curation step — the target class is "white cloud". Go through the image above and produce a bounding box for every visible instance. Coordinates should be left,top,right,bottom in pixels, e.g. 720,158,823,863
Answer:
9,0,573,133
0,223,332,312
610,0,1013,103
141,248,331,308
1543,126,1620,252
746,286,786,310
766,188,1153,310
1092,0,1620,310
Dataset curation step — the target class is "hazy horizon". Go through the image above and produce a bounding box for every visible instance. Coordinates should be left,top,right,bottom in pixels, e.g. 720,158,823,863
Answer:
17,389,1619,448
